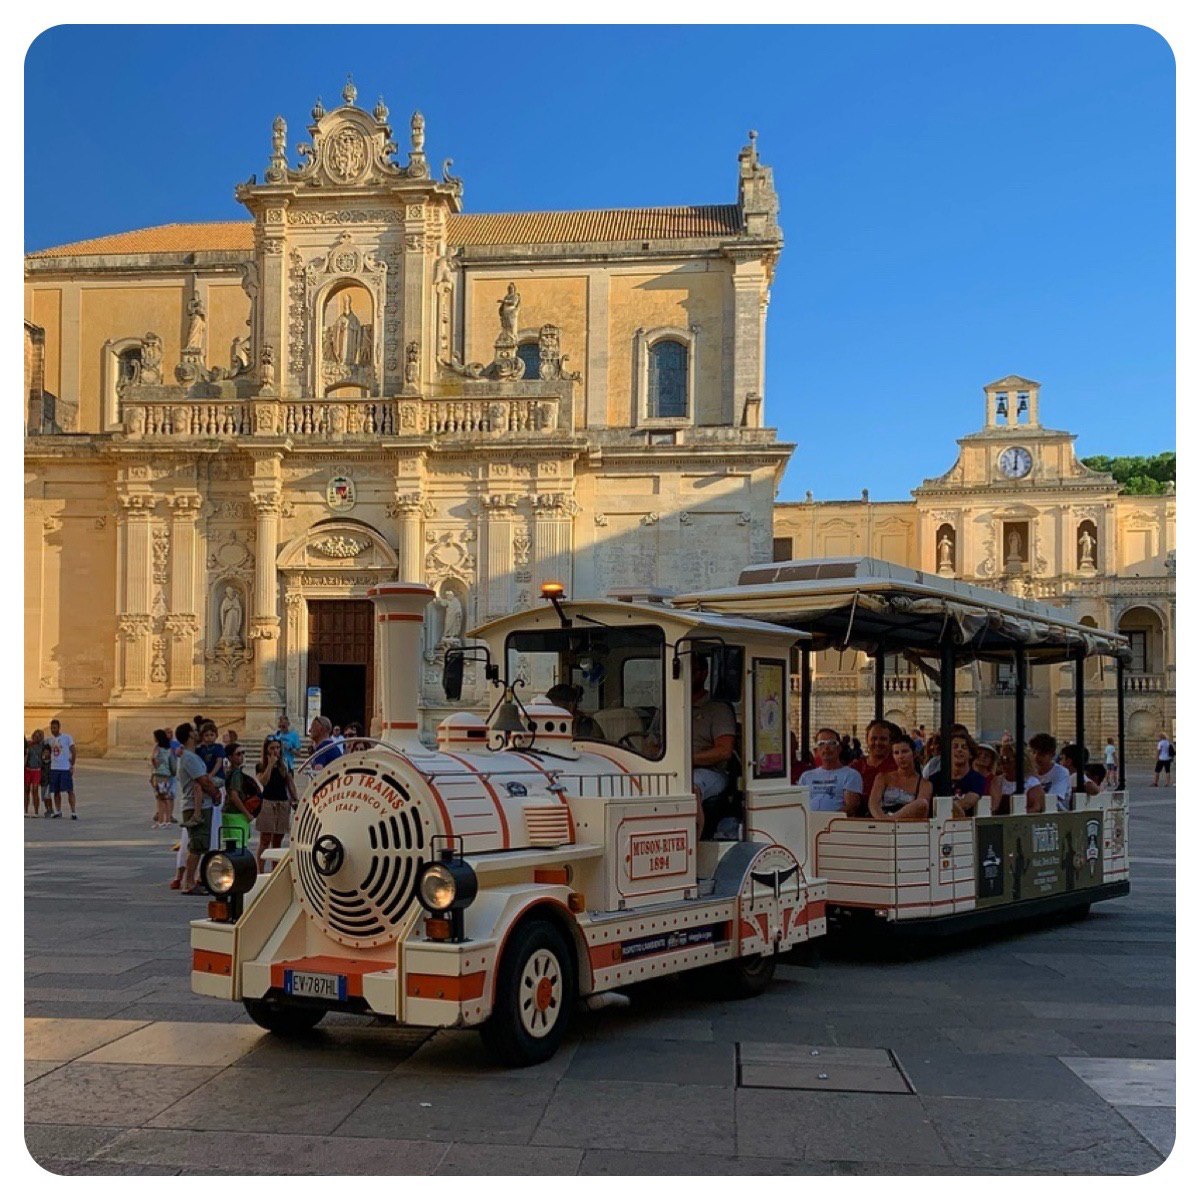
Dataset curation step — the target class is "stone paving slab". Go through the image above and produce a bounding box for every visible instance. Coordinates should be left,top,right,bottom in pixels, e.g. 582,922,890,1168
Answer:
565,1035,734,1086
24,1063,219,1127
919,1096,1165,1173
24,1017,150,1061
146,1066,387,1135
340,1069,559,1145
395,1028,573,1081
895,1049,1108,1104
1060,1056,1175,1106
89,1127,450,1175
79,1020,268,1067
24,1123,125,1164
1116,1105,1176,1157
234,1024,429,1072
735,1089,947,1164
532,1079,736,1154
578,1148,847,1174
942,1025,1087,1056
434,1143,586,1174
25,1061,64,1083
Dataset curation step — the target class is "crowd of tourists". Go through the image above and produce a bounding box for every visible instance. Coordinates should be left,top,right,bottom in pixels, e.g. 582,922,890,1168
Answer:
789,718,1163,819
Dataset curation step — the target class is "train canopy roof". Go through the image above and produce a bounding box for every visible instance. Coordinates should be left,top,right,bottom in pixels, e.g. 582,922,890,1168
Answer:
673,558,1130,666
470,597,808,648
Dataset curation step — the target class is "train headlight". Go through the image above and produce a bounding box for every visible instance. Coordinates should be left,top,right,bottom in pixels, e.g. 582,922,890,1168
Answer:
201,845,257,897
419,858,478,913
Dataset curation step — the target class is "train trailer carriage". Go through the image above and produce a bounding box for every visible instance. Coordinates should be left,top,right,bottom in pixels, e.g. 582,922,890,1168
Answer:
190,583,826,1066
674,557,1132,935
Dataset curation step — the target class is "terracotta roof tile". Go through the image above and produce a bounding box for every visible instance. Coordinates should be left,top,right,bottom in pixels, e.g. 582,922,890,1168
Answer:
28,222,255,258
448,205,742,245
29,205,744,261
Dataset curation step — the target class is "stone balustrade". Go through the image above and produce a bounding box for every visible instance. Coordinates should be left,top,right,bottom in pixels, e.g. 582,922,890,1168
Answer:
117,394,565,441
1124,672,1165,693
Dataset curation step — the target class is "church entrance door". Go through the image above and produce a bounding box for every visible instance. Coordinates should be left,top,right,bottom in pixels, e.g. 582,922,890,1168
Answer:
307,600,374,732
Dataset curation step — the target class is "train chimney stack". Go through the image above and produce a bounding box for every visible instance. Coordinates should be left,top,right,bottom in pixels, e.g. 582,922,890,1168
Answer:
367,582,435,747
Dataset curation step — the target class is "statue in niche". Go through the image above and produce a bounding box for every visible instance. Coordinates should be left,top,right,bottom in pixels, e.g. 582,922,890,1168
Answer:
218,586,244,647
184,296,207,353
438,586,464,646
1078,526,1096,569
937,530,954,572
328,294,363,365
498,282,520,338
1007,530,1022,560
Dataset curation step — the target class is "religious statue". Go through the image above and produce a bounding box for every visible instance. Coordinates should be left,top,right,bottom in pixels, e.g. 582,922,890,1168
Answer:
937,530,954,571
231,334,252,375
405,341,420,384
259,344,276,390
498,282,521,338
1078,526,1096,568
184,296,207,354
1007,530,1023,561
218,587,243,647
439,588,464,645
329,294,363,366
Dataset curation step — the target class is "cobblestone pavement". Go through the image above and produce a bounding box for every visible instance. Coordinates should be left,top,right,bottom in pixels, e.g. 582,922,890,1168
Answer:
25,762,1174,1175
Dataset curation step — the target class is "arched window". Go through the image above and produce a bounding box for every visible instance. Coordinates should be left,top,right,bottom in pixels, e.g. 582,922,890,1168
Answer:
648,340,688,419
517,341,540,381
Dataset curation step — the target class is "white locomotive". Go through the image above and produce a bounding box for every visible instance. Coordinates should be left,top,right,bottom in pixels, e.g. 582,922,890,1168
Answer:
192,582,826,1065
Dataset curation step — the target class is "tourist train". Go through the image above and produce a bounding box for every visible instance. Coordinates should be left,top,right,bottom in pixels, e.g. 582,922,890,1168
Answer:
191,559,1131,1066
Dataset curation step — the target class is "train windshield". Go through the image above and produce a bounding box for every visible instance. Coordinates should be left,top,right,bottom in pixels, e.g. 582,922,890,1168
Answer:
505,624,666,760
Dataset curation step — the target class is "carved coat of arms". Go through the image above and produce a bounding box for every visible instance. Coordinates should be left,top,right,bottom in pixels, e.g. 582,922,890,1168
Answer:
326,474,357,512
329,128,366,181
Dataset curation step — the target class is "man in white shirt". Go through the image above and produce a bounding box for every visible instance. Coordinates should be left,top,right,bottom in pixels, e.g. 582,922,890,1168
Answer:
800,727,864,813
1104,737,1118,787
1153,732,1173,787
1025,732,1073,812
47,718,77,819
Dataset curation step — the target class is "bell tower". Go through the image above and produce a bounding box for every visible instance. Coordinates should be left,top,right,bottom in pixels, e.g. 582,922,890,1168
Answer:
983,374,1040,429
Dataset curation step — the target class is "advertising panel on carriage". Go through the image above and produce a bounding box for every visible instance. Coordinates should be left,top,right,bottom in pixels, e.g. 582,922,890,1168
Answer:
974,811,1104,907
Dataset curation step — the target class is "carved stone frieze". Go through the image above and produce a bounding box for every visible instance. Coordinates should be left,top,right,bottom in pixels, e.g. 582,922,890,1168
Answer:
311,535,365,559
165,613,199,638
152,527,170,584
207,529,255,582
425,529,477,581
288,208,404,225
118,614,152,640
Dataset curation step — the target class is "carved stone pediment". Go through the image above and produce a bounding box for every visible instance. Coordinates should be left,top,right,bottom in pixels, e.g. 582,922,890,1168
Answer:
277,520,399,573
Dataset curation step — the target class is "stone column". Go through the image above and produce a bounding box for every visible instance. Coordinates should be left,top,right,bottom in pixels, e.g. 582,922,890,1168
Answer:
483,494,518,618
727,252,768,427
114,493,156,696
166,493,203,696
258,206,290,394
389,490,426,581
245,460,283,734
532,493,576,595
283,587,307,724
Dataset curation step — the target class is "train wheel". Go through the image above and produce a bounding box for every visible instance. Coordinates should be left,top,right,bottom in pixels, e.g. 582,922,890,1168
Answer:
480,918,575,1067
242,997,327,1036
714,951,777,999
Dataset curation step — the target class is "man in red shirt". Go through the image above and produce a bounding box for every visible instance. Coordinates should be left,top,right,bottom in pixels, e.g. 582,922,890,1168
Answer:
850,719,897,816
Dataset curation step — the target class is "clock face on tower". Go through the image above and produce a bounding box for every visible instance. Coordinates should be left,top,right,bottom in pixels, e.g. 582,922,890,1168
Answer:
998,446,1033,479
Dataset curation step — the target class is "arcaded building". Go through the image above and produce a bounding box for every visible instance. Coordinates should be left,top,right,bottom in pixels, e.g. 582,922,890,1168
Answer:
24,83,790,753
772,377,1176,759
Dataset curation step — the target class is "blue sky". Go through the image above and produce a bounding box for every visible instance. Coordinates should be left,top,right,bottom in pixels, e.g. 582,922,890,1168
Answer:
24,25,1174,501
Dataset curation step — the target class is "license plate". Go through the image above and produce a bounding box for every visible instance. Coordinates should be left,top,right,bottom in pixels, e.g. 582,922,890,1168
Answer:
284,970,346,1001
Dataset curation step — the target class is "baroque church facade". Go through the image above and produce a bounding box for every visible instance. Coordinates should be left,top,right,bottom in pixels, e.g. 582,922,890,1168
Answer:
773,377,1176,759
24,82,789,753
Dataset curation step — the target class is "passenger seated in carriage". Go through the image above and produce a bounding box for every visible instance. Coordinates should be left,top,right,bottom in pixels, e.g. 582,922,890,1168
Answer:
867,733,933,820
800,727,863,813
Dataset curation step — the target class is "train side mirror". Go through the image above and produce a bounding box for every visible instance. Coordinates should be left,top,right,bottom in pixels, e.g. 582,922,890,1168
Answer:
443,650,465,702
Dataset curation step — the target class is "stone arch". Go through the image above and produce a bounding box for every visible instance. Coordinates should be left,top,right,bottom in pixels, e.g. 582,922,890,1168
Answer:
1116,604,1165,676
277,519,399,573
102,335,145,430
314,276,378,398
